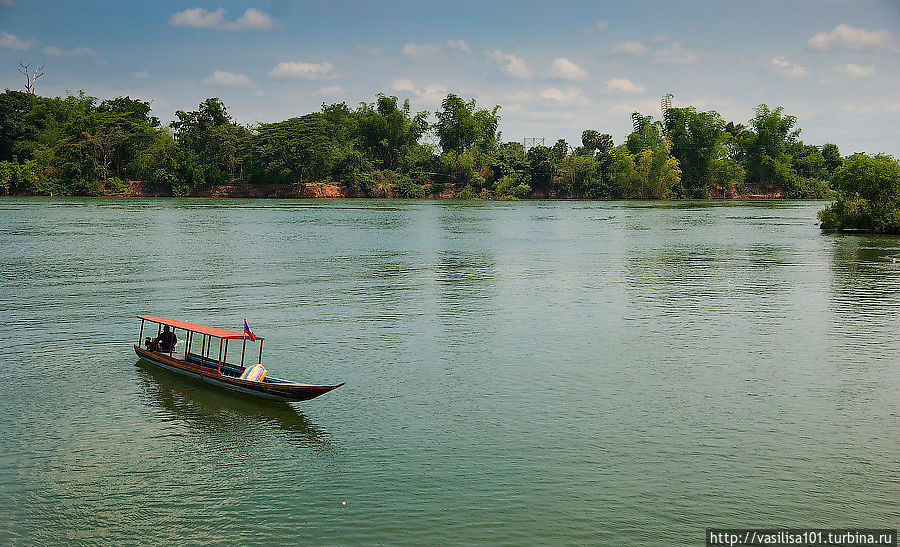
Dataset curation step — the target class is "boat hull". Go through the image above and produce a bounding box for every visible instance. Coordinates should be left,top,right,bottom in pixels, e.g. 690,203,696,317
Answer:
134,346,343,402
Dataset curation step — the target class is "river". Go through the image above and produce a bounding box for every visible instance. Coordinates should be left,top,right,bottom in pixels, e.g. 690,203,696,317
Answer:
0,198,897,544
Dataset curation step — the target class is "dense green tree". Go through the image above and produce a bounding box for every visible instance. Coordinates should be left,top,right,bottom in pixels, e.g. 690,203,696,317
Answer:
553,154,599,197
0,87,883,202
245,114,337,185
551,139,569,163
822,143,842,176
354,95,428,170
580,130,613,156
745,104,799,190
789,143,827,181
170,98,250,194
489,144,529,183
434,94,500,154
526,145,553,193
0,90,37,162
626,113,664,156
664,107,725,197
614,141,681,199
819,154,900,233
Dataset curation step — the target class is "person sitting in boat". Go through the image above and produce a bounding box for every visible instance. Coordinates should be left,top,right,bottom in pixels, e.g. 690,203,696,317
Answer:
157,326,177,353
144,336,160,352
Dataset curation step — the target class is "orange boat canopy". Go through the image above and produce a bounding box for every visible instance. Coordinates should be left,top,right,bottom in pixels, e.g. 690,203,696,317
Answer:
137,315,264,340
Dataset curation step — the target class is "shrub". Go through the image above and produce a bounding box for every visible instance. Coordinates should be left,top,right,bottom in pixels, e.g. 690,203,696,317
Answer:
818,154,900,233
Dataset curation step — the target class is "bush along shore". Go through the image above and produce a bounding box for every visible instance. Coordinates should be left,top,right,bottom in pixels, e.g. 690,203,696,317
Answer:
0,88,897,229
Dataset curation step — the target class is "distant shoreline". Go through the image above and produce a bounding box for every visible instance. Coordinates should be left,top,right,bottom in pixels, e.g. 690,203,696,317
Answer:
0,181,793,201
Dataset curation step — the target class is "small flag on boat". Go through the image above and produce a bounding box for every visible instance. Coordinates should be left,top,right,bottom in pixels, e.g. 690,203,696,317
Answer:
243,319,258,341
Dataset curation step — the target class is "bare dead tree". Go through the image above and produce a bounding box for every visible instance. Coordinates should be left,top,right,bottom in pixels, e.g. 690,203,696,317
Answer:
18,60,44,94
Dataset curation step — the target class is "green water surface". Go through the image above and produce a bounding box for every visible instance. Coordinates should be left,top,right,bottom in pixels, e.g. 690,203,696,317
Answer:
0,198,897,545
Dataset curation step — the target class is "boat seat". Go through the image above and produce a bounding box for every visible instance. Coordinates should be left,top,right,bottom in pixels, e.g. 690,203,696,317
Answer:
240,364,268,382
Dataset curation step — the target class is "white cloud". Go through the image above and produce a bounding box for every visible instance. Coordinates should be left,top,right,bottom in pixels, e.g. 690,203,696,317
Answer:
169,7,276,31
0,30,33,50
446,39,471,53
226,8,276,30
650,34,668,43
169,7,225,28
833,63,874,78
356,44,383,56
391,77,447,104
43,45,96,57
403,42,441,60
133,70,150,79
391,77,415,92
606,78,646,94
548,58,587,80
539,87,586,105
612,41,648,55
419,84,449,103
316,85,346,96
595,20,608,31
268,61,334,80
808,24,892,50
486,50,532,79
771,56,809,78
203,70,252,88
653,42,698,64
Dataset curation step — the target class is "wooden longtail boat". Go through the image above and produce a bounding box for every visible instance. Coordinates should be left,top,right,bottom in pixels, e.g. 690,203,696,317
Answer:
134,315,344,402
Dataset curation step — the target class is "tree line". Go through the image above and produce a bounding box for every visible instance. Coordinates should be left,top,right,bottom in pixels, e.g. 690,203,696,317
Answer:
0,88,890,207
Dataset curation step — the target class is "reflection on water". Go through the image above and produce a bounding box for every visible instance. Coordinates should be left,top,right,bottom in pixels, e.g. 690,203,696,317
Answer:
134,360,332,449
826,234,900,359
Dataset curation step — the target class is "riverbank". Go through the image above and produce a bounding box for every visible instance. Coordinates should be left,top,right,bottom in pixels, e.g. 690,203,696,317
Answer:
8,180,788,200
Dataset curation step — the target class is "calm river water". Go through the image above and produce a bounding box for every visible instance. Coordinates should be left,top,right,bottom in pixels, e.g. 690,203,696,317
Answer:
0,198,897,544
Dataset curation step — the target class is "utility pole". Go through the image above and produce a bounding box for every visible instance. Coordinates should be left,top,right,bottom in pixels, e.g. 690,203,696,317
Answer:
522,137,545,152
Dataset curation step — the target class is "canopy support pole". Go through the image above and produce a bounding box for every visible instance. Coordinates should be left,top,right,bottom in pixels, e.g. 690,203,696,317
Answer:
139,319,144,344
241,338,246,367
258,340,264,365
217,338,223,374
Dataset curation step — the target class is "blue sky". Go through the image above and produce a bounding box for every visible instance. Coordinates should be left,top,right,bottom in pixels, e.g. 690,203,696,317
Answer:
1,0,899,155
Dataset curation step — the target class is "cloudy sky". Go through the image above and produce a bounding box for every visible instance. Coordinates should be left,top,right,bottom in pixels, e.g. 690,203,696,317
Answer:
1,0,899,155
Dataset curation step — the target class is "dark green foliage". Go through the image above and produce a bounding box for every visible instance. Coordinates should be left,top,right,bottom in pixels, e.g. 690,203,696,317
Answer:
170,98,250,195
551,139,569,163
489,144,528,184
355,95,428,170
392,174,425,198
626,113,663,156
246,114,337,184
580,130,613,155
434,94,500,154
819,154,900,233
746,104,799,188
0,90,37,162
0,159,41,194
0,88,884,203
664,107,724,198
526,145,552,193
822,143,842,176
